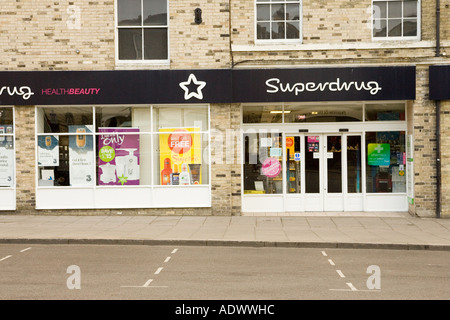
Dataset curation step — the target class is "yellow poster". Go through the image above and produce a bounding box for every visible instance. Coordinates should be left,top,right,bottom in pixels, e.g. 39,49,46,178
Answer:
159,128,202,185
286,136,295,160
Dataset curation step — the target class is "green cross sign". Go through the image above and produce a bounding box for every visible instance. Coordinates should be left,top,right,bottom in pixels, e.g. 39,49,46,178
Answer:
368,143,390,166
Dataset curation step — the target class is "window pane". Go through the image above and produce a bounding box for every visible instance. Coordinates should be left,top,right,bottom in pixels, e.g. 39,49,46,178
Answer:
243,106,283,123
118,28,142,60
118,0,141,26
286,21,299,39
404,1,417,17
327,135,342,193
373,2,387,19
257,4,270,21
373,19,387,37
38,133,95,187
403,19,417,37
305,135,319,193
154,132,209,186
365,103,405,121
143,0,167,26
144,28,168,60
286,4,300,20
0,108,13,129
0,131,14,187
388,19,402,37
347,136,361,193
37,107,93,134
284,104,363,123
243,132,283,194
366,131,406,193
272,22,285,39
286,136,301,194
153,106,208,131
257,22,271,39
271,4,285,20
96,106,132,130
97,131,145,186
388,1,402,18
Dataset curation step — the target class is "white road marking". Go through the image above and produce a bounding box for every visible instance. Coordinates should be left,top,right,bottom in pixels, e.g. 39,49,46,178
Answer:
155,267,163,275
164,257,171,263
0,255,12,262
336,270,345,278
328,259,335,266
321,251,327,257
171,249,178,254
20,247,32,253
346,282,358,291
143,279,153,287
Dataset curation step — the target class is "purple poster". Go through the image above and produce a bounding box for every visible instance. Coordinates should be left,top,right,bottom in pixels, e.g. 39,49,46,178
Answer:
98,128,140,185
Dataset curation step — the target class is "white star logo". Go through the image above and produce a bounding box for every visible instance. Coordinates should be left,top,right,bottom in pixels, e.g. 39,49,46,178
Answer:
179,73,206,100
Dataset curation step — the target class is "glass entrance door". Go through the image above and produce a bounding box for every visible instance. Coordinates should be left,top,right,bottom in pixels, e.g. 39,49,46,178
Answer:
285,133,362,212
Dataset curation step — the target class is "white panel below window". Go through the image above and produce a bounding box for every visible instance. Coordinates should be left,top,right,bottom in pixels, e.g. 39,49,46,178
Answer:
0,189,15,210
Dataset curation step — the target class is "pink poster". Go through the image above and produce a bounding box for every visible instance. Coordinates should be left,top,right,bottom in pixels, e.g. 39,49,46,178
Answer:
261,157,281,178
97,128,140,185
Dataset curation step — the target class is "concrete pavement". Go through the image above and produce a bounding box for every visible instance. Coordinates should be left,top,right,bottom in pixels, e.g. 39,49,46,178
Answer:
1,212,450,250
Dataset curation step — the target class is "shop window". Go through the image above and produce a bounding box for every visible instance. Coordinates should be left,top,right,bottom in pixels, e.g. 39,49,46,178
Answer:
96,107,152,186
365,103,405,121
243,105,283,123
243,132,283,194
0,107,14,188
153,106,210,186
372,0,419,40
36,106,210,188
37,107,95,187
284,104,363,123
256,0,301,42
366,131,406,193
117,0,168,61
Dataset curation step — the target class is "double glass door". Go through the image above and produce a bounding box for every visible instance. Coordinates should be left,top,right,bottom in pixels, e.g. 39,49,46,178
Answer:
285,133,362,211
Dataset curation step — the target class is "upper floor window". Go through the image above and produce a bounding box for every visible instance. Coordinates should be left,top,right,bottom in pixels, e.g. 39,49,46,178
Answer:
117,0,168,62
372,0,420,40
256,0,302,42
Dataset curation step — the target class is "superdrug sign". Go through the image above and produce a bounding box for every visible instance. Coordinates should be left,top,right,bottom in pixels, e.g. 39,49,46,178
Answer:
0,66,415,105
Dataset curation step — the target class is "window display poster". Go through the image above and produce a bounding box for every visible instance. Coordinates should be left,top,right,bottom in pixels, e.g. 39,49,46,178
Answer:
307,136,319,152
368,143,391,166
37,135,59,166
159,128,202,185
97,128,140,186
0,145,13,187
69,125,95,186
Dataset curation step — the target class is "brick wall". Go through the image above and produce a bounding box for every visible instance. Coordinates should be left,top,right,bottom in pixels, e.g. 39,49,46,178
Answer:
412,65,437,218
14,106,36,212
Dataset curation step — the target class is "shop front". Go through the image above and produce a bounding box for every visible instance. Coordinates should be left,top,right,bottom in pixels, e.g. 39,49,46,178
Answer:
237,67,416,213
1,66,416,214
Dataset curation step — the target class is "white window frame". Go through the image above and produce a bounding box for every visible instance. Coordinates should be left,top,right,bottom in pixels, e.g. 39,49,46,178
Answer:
255,0,303,45
115,0,170,66
372,0,421,41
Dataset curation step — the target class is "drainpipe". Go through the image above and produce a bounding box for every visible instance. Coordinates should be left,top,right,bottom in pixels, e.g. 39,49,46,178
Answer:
436,0,441,57
436,100,441,218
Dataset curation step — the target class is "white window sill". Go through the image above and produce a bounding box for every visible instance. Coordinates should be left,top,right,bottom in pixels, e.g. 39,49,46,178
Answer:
232,40,440,52
115,60,170,70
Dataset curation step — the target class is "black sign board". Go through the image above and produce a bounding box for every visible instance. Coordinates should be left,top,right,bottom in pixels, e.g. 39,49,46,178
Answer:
0,66,416,106
232,66,416,102
429,65,450,100
0,69,233,106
